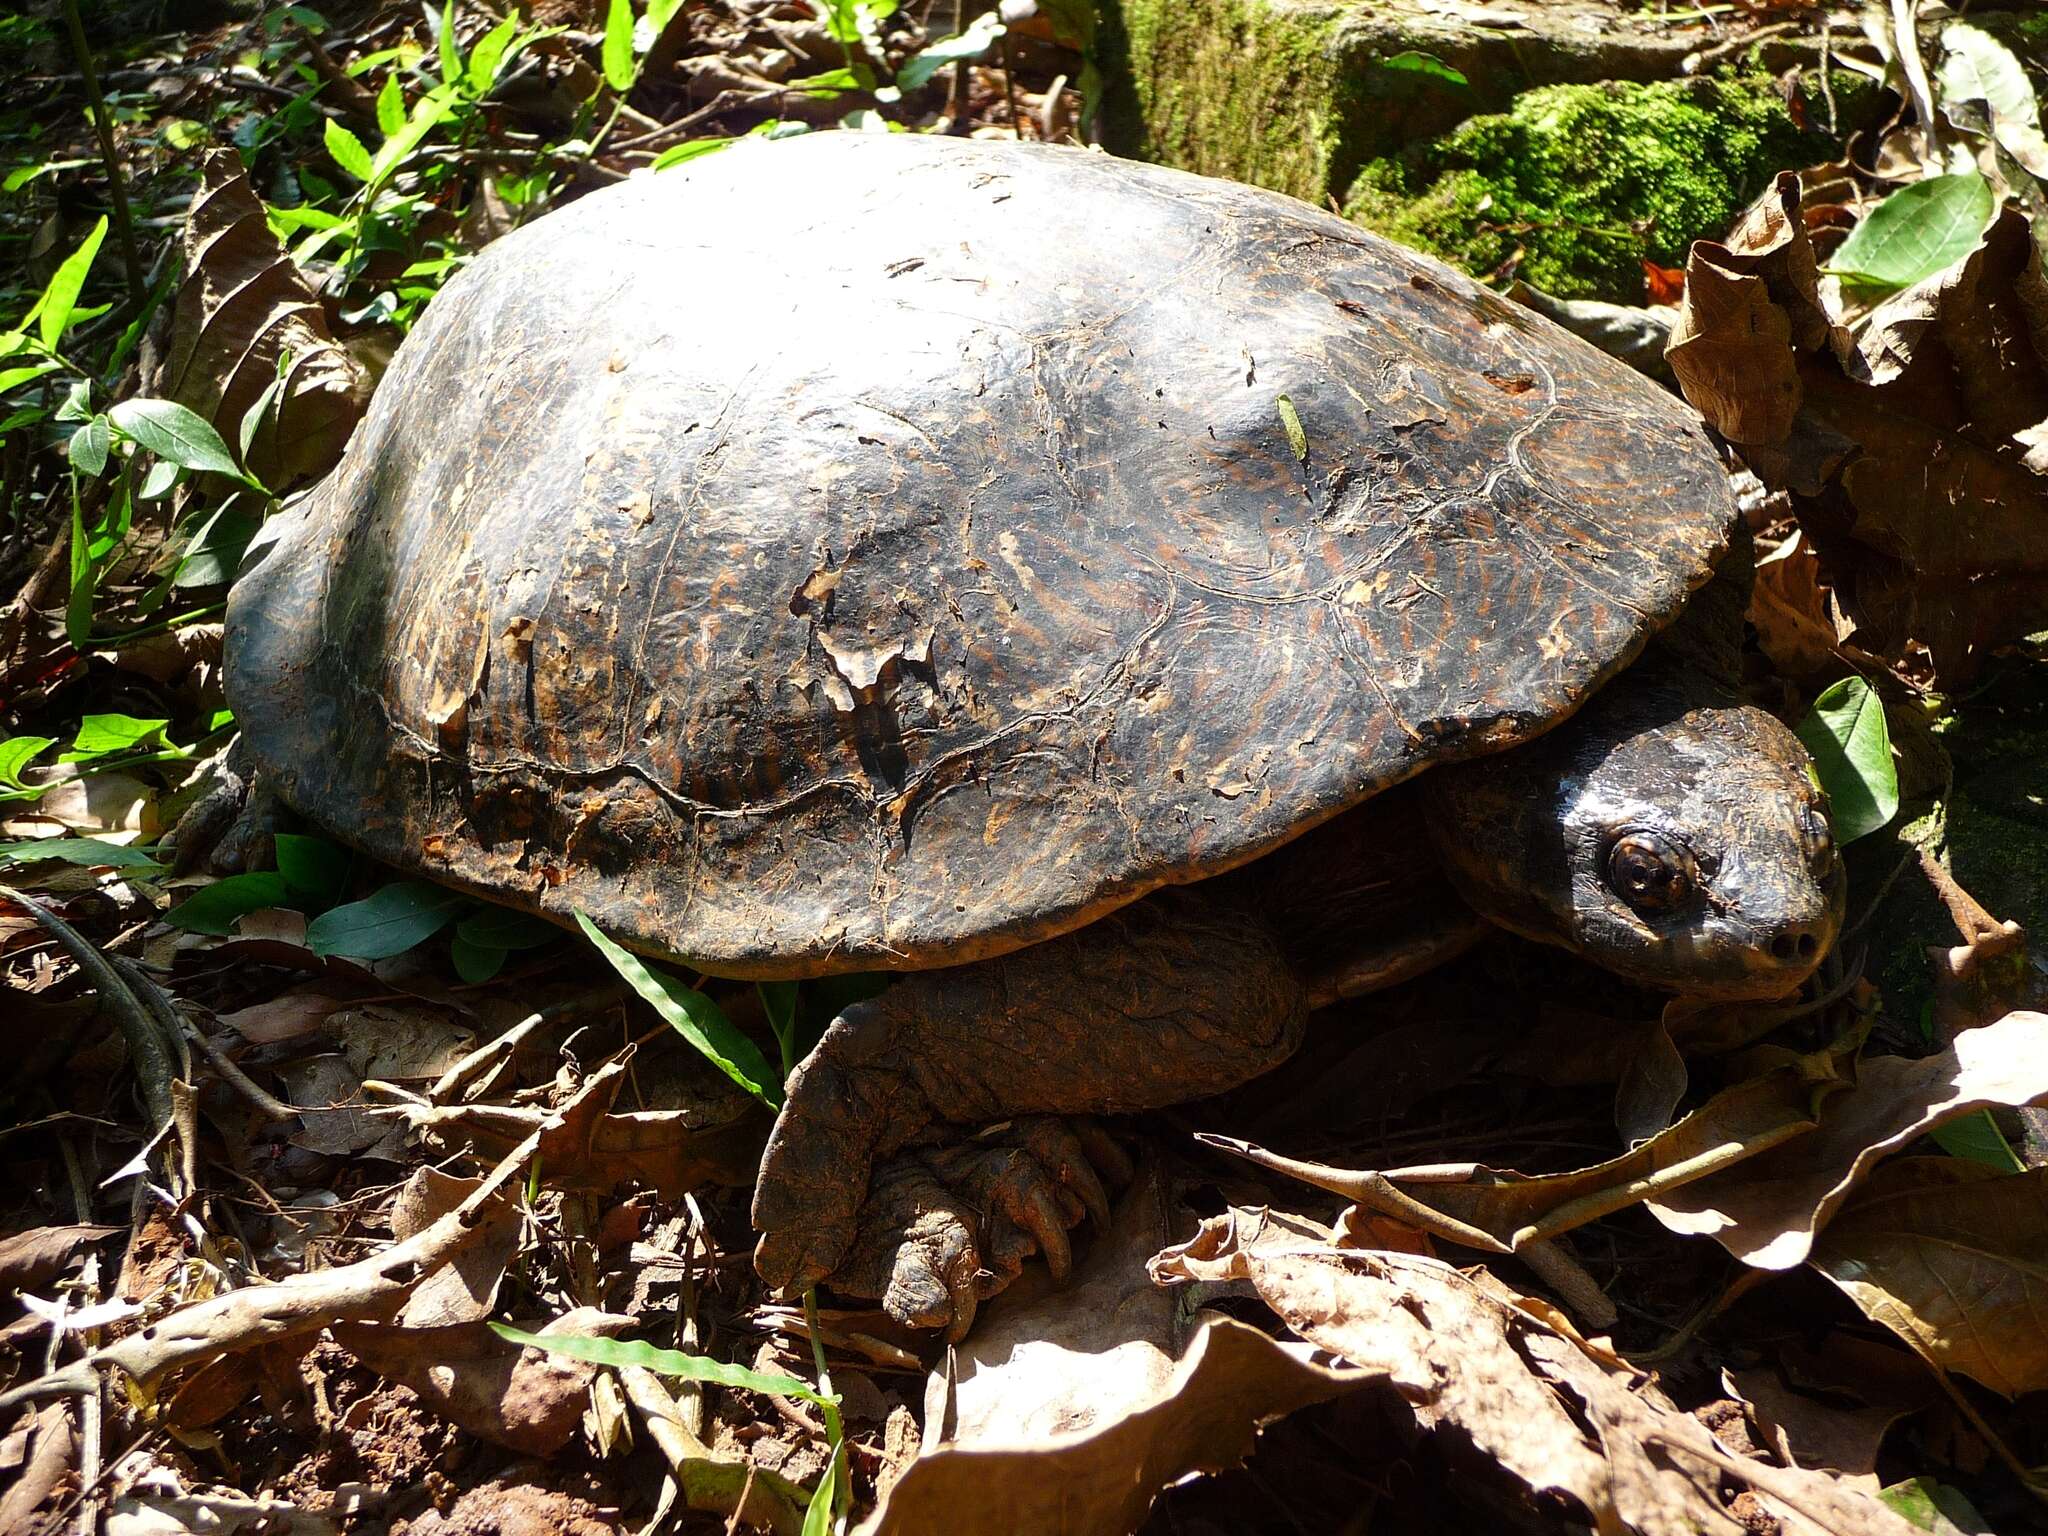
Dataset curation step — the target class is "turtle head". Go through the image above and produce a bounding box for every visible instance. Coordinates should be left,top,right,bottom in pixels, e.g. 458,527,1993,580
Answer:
1421,681,1844,1000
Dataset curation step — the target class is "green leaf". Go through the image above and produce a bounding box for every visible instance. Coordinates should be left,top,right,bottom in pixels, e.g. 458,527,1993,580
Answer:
0,736,54,791
65,492,96,649
1276,393,1307,461
437,0,462,83
108,399,242,476
323,116,376,181
137,458,182,501
0,837,162,871
369,90,457,181
789,65,867,98
166,871,293,935
651,137,732,170
376,71,406,137
802,1444,841,1536
1825,173,1995,294
238,375,285,462
68,414,109,477
896,10,1003,91
450,932,507,982
0,360,62,394
1380,50,1467,86
66,713,168,760
307,881,471,958
1939,23,2048,180
602,0,637,91
274,832,350,903
487,1324,837,1406
171,503,260,587
574,910,779,1105
1796,676,1899,844
35,216,108,349
455,907,563,949
465,13,521,94
1931,1109,2024,1172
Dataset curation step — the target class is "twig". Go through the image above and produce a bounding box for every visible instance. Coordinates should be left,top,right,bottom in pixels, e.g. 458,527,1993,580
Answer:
58,0,147,306
0,1061,628,1403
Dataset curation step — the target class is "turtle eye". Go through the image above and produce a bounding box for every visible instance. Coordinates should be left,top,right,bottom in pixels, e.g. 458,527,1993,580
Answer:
1800,804,1835,880
1605,831,1697,917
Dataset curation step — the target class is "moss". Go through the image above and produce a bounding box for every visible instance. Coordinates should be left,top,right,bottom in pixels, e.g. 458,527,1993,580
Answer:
1341,72,1859,301
1101,0,1362,205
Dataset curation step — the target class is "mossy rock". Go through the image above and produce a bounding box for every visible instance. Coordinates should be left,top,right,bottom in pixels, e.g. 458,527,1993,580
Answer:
1097,0,1887,301
1342,71,1874,301
1096,0,1716,210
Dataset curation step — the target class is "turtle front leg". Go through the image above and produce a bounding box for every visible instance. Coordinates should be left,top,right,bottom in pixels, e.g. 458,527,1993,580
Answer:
751,887,1308,1332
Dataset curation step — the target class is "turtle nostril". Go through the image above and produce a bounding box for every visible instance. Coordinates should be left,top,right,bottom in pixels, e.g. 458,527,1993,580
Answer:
1768,928,1821,963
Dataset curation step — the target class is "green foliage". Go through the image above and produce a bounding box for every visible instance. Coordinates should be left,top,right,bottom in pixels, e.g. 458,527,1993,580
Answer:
1824,173,1994,295
488,1324,840,1407
1343,74,1858,300
1380,51,1466,88
167,872,293,935
1796,677,1900,845
574,910,780,1106
488,1321,845,1526
0,837,162,870
305,880,469,958
274,832,351,904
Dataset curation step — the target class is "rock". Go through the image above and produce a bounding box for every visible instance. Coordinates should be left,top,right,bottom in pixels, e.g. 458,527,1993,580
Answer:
1098,0,1887,301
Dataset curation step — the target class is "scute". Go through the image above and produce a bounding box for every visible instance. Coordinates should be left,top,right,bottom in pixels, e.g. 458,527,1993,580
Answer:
225,133,1735,977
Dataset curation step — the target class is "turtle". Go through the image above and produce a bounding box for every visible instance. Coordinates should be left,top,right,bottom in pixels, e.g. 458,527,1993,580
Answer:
224,132,1844,1337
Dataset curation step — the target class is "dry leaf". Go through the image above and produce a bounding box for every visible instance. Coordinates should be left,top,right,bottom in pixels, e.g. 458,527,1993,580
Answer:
1811,1157,2048,1400
1751,529,1852,681
390,1167,522,1327
865,1167,1368,1536
157,150,369,490
1648,1011,2048,1267
0,1225,121,1293
1204,1024,1862,1255
1670,178,2048,682
1727,1365,1907,1491
215,987,349,1045
1152,1211,1917,1536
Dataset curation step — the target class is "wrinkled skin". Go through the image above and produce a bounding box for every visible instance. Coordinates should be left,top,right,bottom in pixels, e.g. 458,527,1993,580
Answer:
1423,662,1845,999
754,669,1845,1335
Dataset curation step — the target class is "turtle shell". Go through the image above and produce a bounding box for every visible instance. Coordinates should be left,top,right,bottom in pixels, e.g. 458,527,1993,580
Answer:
226,133,1735,978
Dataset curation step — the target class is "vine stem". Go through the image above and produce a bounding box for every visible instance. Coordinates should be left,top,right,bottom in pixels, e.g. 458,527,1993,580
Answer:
59,0,148,306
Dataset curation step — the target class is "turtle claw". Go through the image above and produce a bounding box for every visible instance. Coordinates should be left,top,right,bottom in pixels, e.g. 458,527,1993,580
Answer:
821,1117,1125,1337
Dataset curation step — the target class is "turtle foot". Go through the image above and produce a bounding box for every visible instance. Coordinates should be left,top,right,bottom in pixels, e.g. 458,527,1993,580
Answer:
827,1117,1132,1341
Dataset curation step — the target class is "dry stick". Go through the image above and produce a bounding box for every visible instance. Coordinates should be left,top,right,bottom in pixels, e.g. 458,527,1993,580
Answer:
0,1062,626,1406
58,0,147,306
